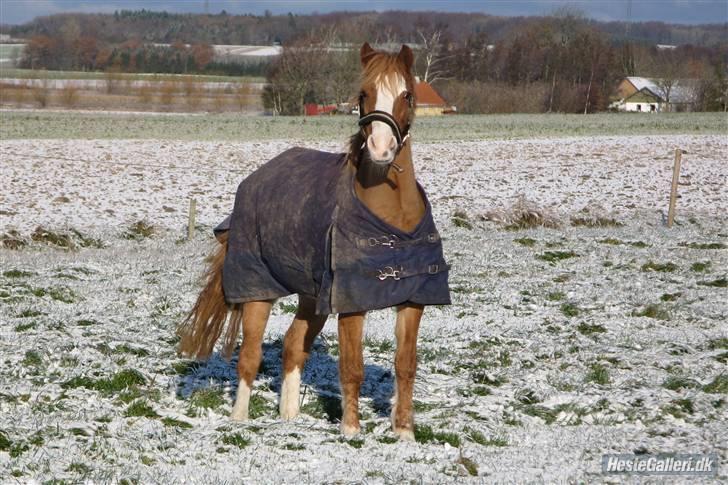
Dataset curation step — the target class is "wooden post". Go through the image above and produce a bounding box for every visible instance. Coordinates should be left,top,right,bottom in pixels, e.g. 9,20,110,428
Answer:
188,198,197,240
667,149,684,228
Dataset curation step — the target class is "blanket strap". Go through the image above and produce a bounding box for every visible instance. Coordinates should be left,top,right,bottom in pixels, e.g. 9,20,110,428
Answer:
356,232,440,249
361,262,451,281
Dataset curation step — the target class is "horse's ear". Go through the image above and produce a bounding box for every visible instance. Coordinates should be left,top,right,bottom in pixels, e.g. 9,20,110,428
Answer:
398,44,414,71
361,42,375,67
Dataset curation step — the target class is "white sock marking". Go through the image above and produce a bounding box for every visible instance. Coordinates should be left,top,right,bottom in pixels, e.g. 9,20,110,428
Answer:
279,367,301,420
230,381,250,421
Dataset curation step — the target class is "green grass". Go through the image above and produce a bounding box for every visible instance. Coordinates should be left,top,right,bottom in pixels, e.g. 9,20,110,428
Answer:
414,424,461,447
585,363,610,385
22,350,43,367
577,322,606,336
0,430,10,451
691,261,711,272
188,388,226,411
3,270,33,278
560,302,580,317
703,374,728,394
1,67,265,83
452,210,473,229
678,242,726,250
301,394,342,422
220,433,250,449
279,302,297,313
708,338,728,350
161,417,193,429
363,336,394,354
124,400,160,418
466,428,507,447
662,376,700,391
546,291,565,301
633,304,670,320
458,455,479,476
514,237,537,247
698,278,727,288
61,368,146,394
660,292,682,302
538,251,579,263
3,112,725,142
123,221,155,240
520,404,558,424
641,261,678,272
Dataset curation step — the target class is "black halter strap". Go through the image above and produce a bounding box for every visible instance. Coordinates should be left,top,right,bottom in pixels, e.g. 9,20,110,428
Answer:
357,94,412,153
358,111,405,147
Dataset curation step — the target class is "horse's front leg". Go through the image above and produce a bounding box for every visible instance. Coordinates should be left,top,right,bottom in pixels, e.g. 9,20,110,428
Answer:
391,303,424,441
231,300,273,421
280,296,327,420
337,311,366,436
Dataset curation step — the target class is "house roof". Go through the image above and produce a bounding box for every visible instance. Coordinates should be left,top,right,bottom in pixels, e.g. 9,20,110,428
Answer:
624,88,662,103
415,81,448,107
625,76,698,104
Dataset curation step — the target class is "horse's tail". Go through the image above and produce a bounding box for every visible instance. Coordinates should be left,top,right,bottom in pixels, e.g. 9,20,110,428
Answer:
177,232,243,360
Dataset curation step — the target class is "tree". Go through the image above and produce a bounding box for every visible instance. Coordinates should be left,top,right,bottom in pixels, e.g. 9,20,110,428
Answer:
415,28,452,83
191,43,214,71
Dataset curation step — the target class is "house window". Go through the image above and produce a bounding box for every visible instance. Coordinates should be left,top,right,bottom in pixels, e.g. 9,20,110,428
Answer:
636,104,642,111
650,104,656,112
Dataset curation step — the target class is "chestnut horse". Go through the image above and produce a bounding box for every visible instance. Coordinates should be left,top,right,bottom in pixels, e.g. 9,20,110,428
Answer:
179,43,449,440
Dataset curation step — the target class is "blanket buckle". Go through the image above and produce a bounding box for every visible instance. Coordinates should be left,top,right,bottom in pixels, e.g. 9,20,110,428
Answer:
368,235,398,248
377,265,402,281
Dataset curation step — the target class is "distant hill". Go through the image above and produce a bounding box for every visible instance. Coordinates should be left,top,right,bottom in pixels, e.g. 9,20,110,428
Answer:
2,9,726,47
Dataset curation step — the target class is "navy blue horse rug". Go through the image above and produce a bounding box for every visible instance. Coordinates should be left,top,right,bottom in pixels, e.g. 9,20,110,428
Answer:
214,147,451,315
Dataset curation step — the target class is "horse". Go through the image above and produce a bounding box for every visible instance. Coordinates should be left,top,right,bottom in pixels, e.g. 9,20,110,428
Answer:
178,42,450,440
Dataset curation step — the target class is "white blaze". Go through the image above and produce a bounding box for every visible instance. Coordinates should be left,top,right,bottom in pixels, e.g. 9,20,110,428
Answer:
367,74,406,162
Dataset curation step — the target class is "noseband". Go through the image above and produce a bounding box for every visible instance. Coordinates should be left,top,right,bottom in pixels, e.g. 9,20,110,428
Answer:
357,92,412,157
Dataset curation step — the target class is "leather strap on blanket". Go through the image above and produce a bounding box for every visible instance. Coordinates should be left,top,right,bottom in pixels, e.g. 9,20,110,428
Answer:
355,232,440,249
361,262,451,281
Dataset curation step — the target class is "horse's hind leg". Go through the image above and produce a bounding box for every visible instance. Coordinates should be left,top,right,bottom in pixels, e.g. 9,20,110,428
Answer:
280,296,327,420
338,312,366,436
231,300,273,421
391,303,424,441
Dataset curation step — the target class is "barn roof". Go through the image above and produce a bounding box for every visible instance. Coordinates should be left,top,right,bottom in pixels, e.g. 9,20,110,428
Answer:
415,81,448,107
625,76,698,104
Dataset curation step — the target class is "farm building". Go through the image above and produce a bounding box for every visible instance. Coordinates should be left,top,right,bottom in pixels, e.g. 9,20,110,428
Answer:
611,76,699,112
414,80,454,116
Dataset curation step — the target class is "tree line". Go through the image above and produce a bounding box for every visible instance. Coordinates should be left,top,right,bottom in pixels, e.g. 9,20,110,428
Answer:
7,10,728,113
4,10,726,48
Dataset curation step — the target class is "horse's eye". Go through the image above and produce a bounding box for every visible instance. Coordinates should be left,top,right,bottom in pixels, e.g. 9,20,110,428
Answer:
359,91,367,99
403,92,413,103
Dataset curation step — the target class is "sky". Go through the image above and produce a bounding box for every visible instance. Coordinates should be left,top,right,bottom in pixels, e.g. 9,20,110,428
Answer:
0,0,726,26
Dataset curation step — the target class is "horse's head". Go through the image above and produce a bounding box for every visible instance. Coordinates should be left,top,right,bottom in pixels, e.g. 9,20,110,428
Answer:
357,42,416,166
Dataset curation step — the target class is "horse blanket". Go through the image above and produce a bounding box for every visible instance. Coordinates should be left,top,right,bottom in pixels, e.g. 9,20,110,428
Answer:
215,147,450,315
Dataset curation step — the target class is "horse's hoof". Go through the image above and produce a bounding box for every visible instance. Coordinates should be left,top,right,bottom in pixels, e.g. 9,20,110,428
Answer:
279,406,298,421
393,427,415,441
340,423,361,437
230,409,248,421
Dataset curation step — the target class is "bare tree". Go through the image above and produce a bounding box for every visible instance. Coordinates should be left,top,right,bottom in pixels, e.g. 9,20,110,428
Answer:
415,28,452,83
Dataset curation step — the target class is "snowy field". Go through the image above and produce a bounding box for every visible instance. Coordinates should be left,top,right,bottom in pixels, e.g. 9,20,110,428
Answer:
1,113,727,482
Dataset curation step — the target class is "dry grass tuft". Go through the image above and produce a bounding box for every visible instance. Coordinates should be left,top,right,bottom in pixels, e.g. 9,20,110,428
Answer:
570,204,623,228
480,195,561,230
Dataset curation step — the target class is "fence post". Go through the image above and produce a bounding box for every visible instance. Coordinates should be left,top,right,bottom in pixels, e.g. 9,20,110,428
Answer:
667,149,685,228
188,198,197,240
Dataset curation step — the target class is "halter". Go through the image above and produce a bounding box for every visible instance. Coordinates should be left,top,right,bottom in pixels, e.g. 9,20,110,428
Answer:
357,92,412,158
